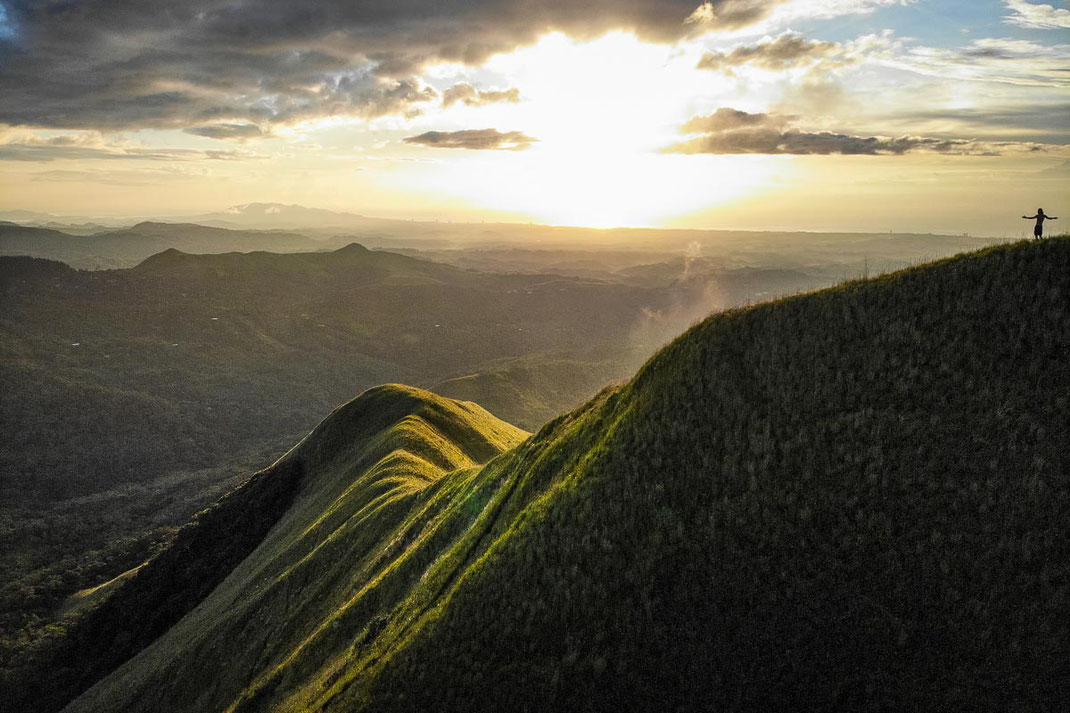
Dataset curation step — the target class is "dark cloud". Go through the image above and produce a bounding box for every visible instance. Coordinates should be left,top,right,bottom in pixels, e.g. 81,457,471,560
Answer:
697,32,841,71
0,1,779,131
697,31,897,74
681,108,792,133
442,83,521,108
403,129,536,150
184,123,266,141
666,108,1046,156
684,0,776,29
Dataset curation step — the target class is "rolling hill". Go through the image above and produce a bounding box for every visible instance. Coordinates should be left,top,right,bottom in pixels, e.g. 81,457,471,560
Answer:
12,237,1065,711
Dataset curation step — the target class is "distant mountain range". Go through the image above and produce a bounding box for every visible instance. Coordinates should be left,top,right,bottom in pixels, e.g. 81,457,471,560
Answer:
0,210,130,230
184,202,415,231
2,207,1005,274
0,221,328,269
9,237,1065,712
2,203,1004,249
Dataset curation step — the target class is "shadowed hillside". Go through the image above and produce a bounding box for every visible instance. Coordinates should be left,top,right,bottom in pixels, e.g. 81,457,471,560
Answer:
24,236,1062,712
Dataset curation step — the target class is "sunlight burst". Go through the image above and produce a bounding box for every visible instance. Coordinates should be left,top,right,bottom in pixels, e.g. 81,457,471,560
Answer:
404,32,781,228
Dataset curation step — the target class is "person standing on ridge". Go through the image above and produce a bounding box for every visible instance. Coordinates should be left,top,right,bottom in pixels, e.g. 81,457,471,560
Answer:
1023,208,1057,239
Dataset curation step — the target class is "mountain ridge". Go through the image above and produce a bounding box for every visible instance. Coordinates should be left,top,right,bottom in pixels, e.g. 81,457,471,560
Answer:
7,384,527,713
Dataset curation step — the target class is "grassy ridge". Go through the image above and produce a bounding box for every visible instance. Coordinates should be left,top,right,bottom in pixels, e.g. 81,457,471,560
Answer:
54,386,527,713
61,237,1069,712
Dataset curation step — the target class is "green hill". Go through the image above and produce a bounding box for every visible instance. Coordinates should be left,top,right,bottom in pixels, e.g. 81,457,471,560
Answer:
4,385,526,712
12,237,1069,711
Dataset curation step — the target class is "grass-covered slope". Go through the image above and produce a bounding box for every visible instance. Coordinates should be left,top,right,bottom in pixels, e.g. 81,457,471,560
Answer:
71,238,1068,712
11,385,524,713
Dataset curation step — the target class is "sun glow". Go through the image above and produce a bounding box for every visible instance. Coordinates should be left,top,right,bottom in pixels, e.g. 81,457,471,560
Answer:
400,32,786,228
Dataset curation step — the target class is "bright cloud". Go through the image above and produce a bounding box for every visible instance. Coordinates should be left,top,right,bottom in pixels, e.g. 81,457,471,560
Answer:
894,38,1070,88
1003,0,1070,29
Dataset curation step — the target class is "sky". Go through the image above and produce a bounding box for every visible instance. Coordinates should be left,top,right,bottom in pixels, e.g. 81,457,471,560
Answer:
0,0,1067,236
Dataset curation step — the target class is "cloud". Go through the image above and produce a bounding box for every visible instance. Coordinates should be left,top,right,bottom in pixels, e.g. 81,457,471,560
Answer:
697,31,896,72
894,38,1070,88
0,133,260,161
687,0,915,32
1035,159,1070,176
698,33,840,71
681,108,792,133
184,123,266,141
0,2,16,41
0,1,923,132
442,83,521,108
0,1,713,131
901,104,1070,144
1002,0,1070,29
28,168,200,186
684,1,779,29
665,107,1053,156
403,129,536,150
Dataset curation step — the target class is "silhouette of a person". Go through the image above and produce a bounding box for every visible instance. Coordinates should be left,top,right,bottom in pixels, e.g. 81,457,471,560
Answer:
1023,208,1057,239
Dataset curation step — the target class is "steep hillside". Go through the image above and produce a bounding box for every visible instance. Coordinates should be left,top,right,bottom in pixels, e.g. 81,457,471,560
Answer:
3,386,525,713
51,237,1068,712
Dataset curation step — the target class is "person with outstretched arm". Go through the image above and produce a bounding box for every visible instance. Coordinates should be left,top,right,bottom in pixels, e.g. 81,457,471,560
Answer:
1023,208,1057,239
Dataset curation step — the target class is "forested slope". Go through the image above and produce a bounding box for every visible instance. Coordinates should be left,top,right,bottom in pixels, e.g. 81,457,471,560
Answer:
56,237,1069,712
